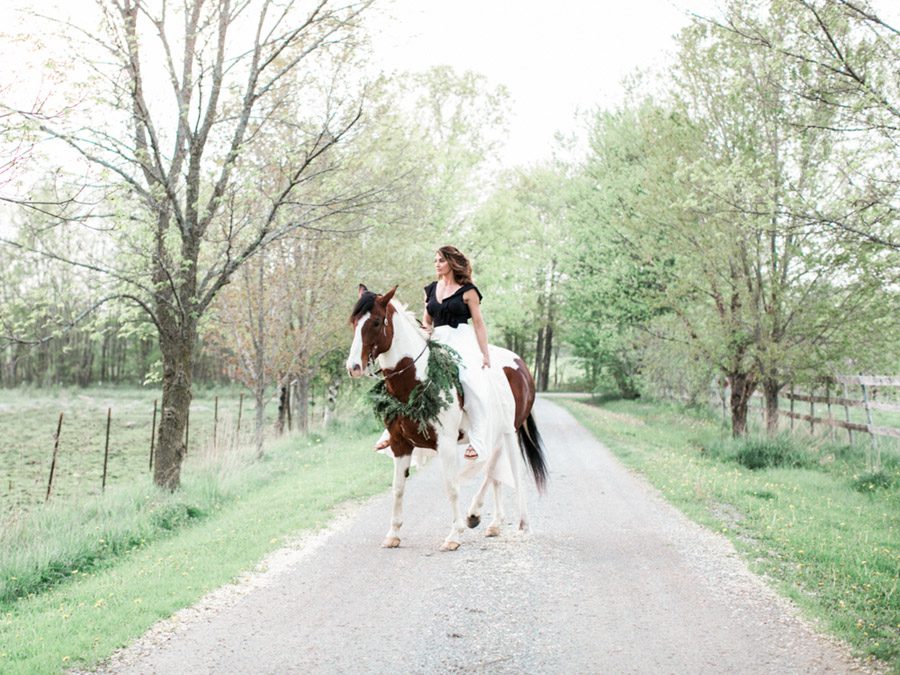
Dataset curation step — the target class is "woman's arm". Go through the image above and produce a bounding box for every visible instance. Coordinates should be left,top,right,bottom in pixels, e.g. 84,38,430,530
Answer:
464,289,490,368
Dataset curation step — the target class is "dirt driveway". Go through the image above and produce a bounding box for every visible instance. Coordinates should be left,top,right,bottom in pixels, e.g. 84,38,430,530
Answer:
91,398,869,674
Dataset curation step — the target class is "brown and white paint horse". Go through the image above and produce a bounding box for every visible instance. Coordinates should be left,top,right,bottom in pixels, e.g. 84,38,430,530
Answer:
346,285,547,551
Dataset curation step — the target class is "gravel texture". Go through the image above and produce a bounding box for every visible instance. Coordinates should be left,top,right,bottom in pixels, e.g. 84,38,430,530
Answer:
82,398,877,674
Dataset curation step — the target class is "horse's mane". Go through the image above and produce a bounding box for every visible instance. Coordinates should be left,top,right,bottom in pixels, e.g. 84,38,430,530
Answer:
349,291,377,323
350,290,428,341
389,299,429,341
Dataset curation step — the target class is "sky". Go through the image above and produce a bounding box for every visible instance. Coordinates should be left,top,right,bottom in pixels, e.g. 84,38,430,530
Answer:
0,0,713,170
368,0,712,166
2,0,896,170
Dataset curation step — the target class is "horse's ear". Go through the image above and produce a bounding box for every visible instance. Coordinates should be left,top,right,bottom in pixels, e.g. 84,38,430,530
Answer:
381,285,398,305
358,284,368,298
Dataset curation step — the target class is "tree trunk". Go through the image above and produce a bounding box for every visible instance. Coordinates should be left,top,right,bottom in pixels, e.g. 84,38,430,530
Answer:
539,323,553,392
297,371,310,434
762,378,781,435
153,331,194,491
324,374,340,427
276,381,290,436
729,372,756,438
533,326,545,389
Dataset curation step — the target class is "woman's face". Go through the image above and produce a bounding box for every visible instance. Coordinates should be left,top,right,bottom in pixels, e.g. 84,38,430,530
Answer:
434,252,451,278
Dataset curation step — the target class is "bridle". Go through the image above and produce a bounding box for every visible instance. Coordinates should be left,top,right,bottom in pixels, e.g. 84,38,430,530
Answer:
360,309,429,381
367,340,429,381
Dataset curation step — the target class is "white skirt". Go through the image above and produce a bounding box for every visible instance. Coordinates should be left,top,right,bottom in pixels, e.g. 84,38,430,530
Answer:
433,323,517,485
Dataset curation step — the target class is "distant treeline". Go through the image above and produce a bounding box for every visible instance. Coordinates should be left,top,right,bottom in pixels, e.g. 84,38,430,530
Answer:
1,322,228,387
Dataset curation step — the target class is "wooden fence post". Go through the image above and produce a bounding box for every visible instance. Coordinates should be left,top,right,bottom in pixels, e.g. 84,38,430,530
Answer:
102,407,112,492
721,381,728,429
810,384,815,435
45,412,64,503
213,396,219,450
789,385,795,432
826,382,835,442
149,399,157,471
860,381,880,472
841,382,853,444
237,393,244,438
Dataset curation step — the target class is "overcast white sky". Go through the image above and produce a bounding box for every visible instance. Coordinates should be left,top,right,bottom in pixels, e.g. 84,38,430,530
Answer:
368,0,711,166
0,0,713,168
2,0,896,169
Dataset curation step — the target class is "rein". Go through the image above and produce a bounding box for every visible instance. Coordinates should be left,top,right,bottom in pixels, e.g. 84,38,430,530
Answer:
365,322,429,381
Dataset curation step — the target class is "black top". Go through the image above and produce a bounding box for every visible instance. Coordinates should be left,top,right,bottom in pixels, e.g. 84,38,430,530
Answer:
424,281,483,328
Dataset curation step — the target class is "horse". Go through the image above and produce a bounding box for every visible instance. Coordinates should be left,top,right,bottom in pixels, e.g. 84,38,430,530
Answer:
345,284,547,551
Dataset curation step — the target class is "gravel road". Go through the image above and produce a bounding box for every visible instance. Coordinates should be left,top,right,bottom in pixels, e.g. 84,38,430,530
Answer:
92,398,873,674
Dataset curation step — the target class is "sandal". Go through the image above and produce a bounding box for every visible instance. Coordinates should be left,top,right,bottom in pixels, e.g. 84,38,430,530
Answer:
464,446,478,460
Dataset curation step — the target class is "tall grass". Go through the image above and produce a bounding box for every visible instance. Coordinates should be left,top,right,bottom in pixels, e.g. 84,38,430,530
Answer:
557,397,899,668
0,395,384,607
0,408,391,674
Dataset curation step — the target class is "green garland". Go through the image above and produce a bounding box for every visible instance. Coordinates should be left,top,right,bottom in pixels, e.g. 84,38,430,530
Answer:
367,341,463,437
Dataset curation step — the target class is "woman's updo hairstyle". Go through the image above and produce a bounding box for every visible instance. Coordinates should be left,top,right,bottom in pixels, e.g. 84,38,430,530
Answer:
438,245,473,285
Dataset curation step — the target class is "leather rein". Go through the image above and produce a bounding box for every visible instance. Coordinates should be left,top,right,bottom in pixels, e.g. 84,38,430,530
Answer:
368,340,429,381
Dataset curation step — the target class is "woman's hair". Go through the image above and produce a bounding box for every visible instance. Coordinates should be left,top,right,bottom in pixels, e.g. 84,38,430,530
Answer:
438,245,473,284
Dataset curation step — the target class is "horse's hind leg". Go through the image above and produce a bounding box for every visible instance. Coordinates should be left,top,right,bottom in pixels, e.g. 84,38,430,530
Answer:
383,454,412,548
485,480,504,537
508,432,531,535
466,434,505,530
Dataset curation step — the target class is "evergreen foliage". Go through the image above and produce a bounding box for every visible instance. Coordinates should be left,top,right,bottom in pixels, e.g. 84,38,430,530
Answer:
367,341,463,435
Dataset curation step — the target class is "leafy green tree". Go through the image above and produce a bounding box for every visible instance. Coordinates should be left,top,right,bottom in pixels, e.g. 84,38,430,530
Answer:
467,163,570,390
1,0,377,489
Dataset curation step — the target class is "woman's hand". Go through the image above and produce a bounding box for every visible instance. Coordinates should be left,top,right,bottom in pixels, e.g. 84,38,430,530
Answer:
482,353,491,369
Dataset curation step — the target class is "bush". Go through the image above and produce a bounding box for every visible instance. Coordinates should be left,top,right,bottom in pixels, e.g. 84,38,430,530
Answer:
852,471,894,493
702,434,815,470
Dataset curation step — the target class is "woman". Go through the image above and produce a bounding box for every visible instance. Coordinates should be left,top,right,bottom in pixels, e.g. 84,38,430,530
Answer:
376,245,496,461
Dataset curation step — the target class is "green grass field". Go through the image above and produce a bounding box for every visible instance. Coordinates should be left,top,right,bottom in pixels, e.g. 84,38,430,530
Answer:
0,387,275,518
557,397,899,669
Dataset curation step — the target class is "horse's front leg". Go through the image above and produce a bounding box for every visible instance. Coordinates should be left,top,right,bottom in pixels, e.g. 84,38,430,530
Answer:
383,453,412,548
438,433,465,551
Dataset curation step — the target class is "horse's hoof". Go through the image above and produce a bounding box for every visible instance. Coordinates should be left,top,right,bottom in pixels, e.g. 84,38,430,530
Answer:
439,541,460,552
485,526,501,538
467,514,481,529
382,537,401,548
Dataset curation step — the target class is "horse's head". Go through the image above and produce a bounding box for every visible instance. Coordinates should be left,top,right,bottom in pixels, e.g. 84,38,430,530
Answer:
346,284,398,378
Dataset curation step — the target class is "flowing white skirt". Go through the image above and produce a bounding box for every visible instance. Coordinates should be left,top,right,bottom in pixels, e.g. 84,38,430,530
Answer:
433,323,517,485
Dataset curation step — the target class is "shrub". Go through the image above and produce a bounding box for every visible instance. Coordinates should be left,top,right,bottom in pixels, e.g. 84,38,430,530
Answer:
702,434,815,470
852,471,894,493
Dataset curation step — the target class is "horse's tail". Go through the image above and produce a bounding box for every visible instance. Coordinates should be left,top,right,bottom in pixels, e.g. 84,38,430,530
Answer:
517,412,548,494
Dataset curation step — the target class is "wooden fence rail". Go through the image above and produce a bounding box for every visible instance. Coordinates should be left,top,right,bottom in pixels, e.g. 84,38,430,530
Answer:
735,373,899,472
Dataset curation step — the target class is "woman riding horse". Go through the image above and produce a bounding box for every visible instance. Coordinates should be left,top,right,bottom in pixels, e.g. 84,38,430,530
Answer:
375,245,508,463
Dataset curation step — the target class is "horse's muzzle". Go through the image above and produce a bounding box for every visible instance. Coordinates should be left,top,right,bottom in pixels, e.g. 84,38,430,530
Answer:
347,363,363,378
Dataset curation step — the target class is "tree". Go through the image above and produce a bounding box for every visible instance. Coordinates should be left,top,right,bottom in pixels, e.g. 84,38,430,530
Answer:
467,163,570,391
201,66,512,439
2,0,377,488
711,0,900,250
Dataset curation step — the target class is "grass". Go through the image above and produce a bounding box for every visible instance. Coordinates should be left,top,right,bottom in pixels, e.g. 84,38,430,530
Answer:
0,406,391,674
556,397,899,670
0,386,269,518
